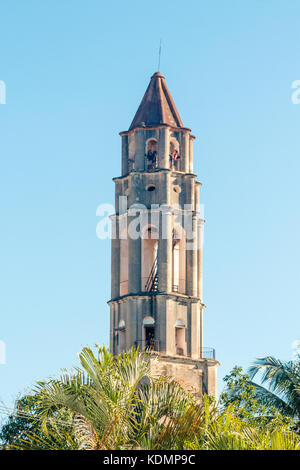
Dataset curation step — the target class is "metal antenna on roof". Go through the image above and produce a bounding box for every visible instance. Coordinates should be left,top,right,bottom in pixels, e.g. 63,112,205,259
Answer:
158,39,162,72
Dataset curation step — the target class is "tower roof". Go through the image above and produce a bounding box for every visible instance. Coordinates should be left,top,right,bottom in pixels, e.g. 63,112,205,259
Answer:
129,72,184,131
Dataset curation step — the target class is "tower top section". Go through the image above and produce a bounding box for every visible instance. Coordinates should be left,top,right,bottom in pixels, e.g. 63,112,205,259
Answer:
129,72,184,131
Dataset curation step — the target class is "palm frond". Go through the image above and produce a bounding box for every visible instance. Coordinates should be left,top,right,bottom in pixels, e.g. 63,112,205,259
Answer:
248,356,300,418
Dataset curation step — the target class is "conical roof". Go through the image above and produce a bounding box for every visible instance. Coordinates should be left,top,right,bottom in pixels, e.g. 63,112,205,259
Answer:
129,72,184,131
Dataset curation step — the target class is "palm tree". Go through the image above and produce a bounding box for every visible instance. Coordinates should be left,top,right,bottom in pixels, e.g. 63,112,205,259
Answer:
248,356,300,426
7,348,300,450
188,405,300,450
10,346,202,450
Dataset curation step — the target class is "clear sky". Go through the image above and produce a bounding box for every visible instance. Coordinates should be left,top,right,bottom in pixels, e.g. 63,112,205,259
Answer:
0,0,300,409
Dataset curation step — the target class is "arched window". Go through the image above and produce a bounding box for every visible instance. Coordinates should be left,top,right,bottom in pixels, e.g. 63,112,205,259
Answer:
142,226,159,292
173,242,180,292
145,139,158,170
128,138,135,172
118,320,126,354
120,230,129,296
143,316,155,349
175,319,186,356
172,226,186,294
169,138,181,171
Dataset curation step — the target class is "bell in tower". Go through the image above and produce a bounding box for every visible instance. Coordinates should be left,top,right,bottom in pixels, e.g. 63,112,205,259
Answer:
108,72,219,397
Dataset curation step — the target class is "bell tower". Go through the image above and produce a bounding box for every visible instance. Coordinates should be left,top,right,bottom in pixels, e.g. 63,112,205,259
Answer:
108,72,219,396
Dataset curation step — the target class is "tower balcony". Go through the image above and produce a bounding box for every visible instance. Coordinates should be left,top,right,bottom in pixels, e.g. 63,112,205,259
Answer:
200,347,216,360
173,347,216,360
134,341,216,361
128,154,185,174
135,339,160,352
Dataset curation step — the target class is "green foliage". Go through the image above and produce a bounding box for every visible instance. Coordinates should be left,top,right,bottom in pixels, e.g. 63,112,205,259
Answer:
220,355,300,432
220,366,293,429
0,395,77,450
249,356,300,424
0,396,39,449
1,348,300,450
5,346,201,450
185,403,300,450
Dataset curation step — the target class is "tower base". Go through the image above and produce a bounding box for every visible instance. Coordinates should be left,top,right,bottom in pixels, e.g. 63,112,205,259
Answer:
150,353,219,398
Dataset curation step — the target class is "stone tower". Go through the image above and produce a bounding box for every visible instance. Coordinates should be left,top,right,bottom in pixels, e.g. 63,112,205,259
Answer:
108,72,219,396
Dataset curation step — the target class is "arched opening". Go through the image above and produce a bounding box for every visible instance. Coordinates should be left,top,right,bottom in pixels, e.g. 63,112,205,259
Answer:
143,316,155,350
169,138,181,171
118,320,126,354
142,226,159,292
128,138,135,172
175,319,186,356
120,231,129,296
145,139,158,170
173,242,180,292
172,226,186,294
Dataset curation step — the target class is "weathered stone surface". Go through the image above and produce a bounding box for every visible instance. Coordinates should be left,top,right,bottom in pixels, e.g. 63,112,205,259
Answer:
108,72,219,397
150,354,219,398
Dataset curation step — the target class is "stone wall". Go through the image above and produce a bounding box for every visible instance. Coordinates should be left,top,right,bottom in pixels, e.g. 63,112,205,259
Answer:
150,353,219,398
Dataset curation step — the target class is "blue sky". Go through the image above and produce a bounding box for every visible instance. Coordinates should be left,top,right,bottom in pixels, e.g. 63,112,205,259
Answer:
0,0,300,408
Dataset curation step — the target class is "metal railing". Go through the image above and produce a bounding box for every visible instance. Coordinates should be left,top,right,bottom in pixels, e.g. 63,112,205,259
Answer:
127,155,187,174
145,256,158,292
135,340,160,352
169,160,182,171
200,348,216,360
145,155,158,171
